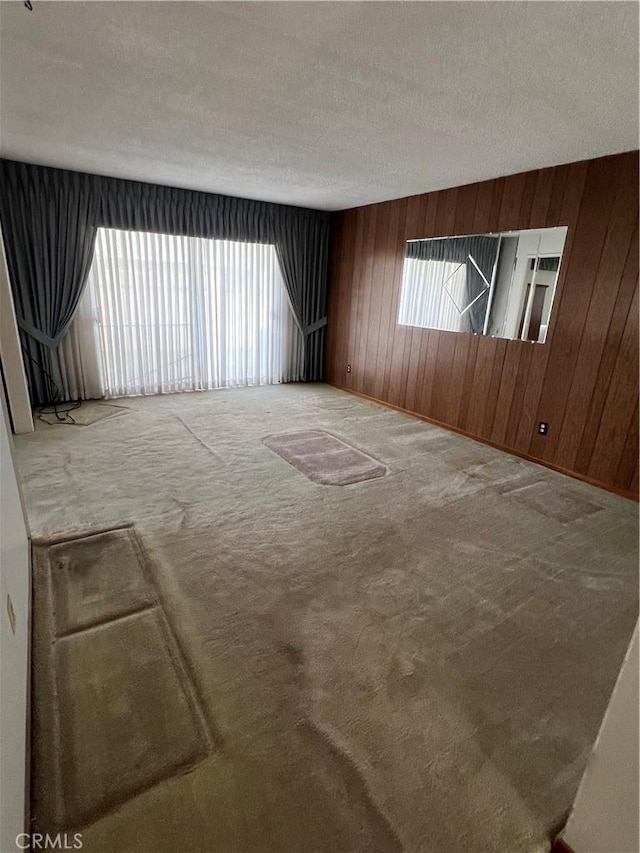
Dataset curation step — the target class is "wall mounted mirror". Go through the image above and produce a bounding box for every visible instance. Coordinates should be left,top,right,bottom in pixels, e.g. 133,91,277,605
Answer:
398,226,568,343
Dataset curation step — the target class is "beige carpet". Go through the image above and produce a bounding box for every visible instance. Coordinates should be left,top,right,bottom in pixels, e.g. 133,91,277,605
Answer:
16,384,638,853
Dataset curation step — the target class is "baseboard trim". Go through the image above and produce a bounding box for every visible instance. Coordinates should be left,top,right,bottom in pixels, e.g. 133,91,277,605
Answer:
328,383,638,502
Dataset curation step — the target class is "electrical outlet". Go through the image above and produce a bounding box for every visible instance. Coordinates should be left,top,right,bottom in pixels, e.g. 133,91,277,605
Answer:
538,422,549,435
346,364,352,373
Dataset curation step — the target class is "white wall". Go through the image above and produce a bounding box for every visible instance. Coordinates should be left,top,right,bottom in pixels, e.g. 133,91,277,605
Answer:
562,623,639,853
0,226,33,434
0,396,30,852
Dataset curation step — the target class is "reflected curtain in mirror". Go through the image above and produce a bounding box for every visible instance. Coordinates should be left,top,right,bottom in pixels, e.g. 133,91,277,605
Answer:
399,258,471,333
402,236,500,334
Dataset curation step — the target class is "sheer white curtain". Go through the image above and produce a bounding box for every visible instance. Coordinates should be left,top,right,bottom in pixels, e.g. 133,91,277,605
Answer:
398,258,471,333
58,283,103,400
62,228,302,398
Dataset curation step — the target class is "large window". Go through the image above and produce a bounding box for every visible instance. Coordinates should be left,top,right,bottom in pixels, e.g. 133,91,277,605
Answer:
70,228,302,398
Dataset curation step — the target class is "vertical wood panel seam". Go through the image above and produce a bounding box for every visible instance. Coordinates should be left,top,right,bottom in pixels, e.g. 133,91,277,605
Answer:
550,158,628,463
526,160,589,454
571,227,638,470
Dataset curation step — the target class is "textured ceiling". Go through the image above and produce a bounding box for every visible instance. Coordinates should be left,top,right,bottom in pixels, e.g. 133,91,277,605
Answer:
0,1,637,211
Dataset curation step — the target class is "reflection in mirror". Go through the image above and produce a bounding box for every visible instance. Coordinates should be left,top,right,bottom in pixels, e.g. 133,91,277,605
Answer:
398,226,568,343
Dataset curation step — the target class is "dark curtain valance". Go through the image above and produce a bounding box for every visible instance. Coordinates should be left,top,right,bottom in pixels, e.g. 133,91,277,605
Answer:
0,159,330,404
98,174,280,242
406,235,500,333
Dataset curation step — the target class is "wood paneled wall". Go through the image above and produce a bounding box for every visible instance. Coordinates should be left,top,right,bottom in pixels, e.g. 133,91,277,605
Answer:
325,152,639,498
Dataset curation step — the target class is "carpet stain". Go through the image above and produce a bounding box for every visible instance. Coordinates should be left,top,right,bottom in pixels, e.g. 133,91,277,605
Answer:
277,640,305,669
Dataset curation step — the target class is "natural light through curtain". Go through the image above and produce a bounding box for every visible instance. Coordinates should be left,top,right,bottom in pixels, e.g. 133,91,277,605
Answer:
398,258,471,333
71,228,302,398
